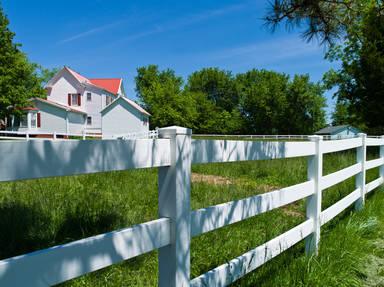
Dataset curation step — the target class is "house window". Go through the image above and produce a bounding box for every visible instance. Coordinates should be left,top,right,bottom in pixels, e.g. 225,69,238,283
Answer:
20,115,28,128
69,93,81,106
143,117,148,126
31,113,37,128
87,92,92,101
105,96,112,106
6,117,11,128
87,116,92,126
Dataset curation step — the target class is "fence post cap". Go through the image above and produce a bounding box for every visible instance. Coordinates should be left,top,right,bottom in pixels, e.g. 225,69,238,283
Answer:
308,135,323,141
357,133,367,138
158,126,192,137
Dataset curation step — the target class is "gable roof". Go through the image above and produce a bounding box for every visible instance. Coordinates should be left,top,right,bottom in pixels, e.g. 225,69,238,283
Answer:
32,98,87,114
65,66,90,84
315,125,360,135
89,79,122,95
58,67,123,96
101,96,150,116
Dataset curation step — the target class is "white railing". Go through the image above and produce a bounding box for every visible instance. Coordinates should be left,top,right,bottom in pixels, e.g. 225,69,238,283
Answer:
0,130,158,141
0,128,383,287
193,134,370,141
193,134,312,140
0,130,102,140
110,129,158,140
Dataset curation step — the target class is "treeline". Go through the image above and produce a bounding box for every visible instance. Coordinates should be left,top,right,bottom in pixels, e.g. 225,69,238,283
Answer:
135,65,326,134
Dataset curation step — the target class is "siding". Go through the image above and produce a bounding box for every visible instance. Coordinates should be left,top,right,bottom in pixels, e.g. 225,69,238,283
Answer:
83,87,102,133
331,128,359,140
34,102,67,133
68,112,86,134
102,100,149,139
83,88,115,133
47,72,82,106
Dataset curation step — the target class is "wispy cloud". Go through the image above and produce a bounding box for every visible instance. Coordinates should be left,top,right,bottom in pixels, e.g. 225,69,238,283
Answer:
210,37,323,63
58,20,126,44
118,4,246,43
58,4,245,46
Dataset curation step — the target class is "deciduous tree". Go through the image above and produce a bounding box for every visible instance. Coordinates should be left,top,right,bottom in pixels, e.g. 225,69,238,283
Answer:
135,65,197,129
0,3,45,118
324,5,384,133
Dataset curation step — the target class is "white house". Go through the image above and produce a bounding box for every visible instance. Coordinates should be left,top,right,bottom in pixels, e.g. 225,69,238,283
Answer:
315,125,361,139
7,66,150,137
101,96,150,139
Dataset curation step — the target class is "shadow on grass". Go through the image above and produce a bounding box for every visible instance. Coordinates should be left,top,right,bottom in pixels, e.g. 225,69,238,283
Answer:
57,209,124,243
0,201,125,260
0,202,51,260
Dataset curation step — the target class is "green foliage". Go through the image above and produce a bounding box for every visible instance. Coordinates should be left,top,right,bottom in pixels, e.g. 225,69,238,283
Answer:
0,4,45,118
237,70,326,134
135,66,326,134
39,66,60,86
324,4,384,134
237,69,289,134
135,65,198,129
286,75,326,134
264,0,369,45
186,68,244,134
187,68,237,111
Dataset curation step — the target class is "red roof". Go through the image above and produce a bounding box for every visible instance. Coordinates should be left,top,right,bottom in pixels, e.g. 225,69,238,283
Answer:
89,79,122,95
64,67,122,95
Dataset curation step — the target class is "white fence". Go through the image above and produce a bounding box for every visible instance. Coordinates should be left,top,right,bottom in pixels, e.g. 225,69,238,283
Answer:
193,134,380,140
193,134,312,140
0,130,102,140
0,130,159,141
0,126,383,287
109,129,158,140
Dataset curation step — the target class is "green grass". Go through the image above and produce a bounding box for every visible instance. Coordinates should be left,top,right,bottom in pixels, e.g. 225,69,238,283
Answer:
0,149,383,286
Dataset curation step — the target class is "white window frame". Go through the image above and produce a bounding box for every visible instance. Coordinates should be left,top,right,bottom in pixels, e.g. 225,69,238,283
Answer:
30,113,37,128
71,94,79,106
20,115,28,128
105,95,112,106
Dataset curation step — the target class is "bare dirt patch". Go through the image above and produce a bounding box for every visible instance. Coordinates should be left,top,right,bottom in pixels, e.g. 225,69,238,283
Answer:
192,173,280,191
192,173,233,186
363,239,384,287
192,173,303,217
282,204,304,218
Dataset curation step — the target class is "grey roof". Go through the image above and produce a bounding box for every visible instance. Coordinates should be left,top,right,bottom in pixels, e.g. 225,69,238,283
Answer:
315,125,358,135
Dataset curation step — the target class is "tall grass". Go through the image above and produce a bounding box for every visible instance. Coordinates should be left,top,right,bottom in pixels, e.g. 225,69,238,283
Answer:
0,149,382,286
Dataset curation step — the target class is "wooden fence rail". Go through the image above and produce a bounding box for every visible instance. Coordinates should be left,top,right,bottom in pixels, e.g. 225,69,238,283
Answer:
0,127,383,287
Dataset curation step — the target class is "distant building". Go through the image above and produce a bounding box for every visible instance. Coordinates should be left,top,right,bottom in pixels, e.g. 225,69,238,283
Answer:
7,66,150,136
315,125,361,139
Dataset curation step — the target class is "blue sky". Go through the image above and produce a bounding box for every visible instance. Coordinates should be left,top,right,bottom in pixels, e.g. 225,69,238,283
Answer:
3,0,338,120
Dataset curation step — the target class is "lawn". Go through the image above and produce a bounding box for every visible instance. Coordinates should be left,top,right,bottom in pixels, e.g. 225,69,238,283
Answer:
0,146,383,286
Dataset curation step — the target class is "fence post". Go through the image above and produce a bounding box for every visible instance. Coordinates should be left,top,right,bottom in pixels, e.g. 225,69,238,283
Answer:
355,133,366,210
381,136,384,180
158,126,192,287
82,130,86,140
26,131,30,141
53,132,57,140
305,135,323,255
